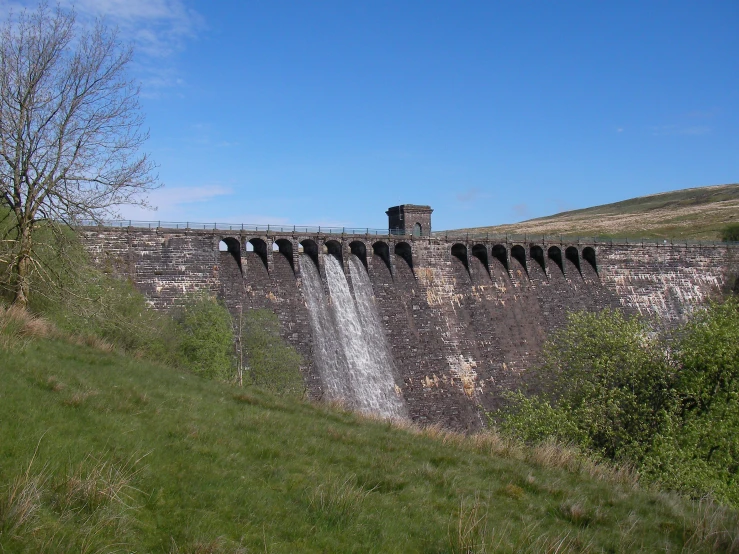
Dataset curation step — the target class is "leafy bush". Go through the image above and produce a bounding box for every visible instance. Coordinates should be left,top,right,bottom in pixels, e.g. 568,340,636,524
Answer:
495,300,739,505
39,269,181,358
496,309,675,463
173,295,235,380
238,308,304,396
645,298,739,504
722,223,739,242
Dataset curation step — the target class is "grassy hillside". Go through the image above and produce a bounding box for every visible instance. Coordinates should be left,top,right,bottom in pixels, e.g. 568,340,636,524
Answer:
1,321,738,552
449,183,739,240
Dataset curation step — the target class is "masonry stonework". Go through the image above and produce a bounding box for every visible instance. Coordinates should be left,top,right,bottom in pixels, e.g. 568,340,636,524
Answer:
79,213,738,431
387,204,433,236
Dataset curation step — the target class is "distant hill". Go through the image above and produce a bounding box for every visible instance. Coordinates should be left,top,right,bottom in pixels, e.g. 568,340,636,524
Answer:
448,183,739,240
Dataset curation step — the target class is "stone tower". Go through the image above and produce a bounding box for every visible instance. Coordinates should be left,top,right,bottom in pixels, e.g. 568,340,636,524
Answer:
386,204,433,236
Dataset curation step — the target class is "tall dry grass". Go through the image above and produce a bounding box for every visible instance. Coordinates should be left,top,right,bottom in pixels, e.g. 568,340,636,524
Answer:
0,303,55,349
0,302,115,352
448,493,739,554
54,452,144,514
0,448,145,552
678,497,739,553
305,473,373,528
362,416,738,553
385,419,639,488
0,470,47,537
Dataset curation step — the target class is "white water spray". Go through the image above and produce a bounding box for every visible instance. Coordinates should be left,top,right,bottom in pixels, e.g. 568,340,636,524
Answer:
299,256,352,401
299,253,406,419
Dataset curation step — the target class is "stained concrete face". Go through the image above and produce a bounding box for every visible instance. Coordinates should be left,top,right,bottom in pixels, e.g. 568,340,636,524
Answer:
80,226,737,431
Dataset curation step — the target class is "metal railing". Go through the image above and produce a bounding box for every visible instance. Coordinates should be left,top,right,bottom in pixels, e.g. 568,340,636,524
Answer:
76,219,422,236
76,219,739,247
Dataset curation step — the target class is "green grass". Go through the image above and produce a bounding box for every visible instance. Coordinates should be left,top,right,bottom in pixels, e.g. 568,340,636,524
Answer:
447,183,739,240
1,335,738,552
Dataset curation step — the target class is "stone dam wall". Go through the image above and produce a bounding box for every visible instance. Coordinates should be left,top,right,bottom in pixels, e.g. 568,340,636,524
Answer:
80,226,738,431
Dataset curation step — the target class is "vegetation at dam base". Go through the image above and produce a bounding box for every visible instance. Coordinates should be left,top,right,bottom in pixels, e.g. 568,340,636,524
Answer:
493,301,739,507
0,207,304,392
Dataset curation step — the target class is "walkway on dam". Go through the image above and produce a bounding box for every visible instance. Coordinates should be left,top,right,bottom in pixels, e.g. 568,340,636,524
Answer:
77,219,738,248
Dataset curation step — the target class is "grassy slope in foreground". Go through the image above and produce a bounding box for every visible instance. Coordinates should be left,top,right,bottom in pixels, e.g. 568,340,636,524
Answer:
449,183,739,240
1,337,738,553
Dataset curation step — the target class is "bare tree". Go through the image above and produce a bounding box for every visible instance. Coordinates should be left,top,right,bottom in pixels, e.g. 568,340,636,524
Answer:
0,2,158,307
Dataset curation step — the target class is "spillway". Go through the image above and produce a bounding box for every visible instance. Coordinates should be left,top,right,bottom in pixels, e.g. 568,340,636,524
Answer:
299,253,406,419
298,255,352,401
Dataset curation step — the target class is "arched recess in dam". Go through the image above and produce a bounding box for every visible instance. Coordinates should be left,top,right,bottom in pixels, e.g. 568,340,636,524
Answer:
395,242,414,275
548,246,564,276
491,244,509,272
247,238,269,271
451,243,469,275
299,239,320,270
350,241,368,272
565,246,582,278
274,239,294,274
510,245,527,276
530,245,546,275
219,237,242,273
372,241,392,275
582,247,597,275
471,244,490,279
325,240,343,266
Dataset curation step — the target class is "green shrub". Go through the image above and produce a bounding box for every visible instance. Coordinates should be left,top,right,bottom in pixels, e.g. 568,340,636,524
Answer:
173,295,235,380
238,308,304,396
496,300,739,506
645,298,739,504
721,223,739,242
496,309,676,463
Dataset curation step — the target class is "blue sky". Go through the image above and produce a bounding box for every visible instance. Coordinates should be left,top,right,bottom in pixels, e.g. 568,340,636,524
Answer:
8,1,739,230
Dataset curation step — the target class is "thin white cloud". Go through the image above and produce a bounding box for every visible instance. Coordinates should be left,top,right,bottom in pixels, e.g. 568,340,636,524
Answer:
118,186,299,228
7,1,204,96
118,184,233,221
60,0,204,58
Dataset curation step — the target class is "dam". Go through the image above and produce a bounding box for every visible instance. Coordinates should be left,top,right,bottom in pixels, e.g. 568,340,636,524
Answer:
80,204,738,430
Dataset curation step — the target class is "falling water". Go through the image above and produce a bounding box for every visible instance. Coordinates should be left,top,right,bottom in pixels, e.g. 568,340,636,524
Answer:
299,253,406,419
299,255,352,401
347,255,405,413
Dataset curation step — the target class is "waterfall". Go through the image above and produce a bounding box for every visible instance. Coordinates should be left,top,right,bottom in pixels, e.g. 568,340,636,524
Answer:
299,253,406,419
346,255,404,412
299,255,352,401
